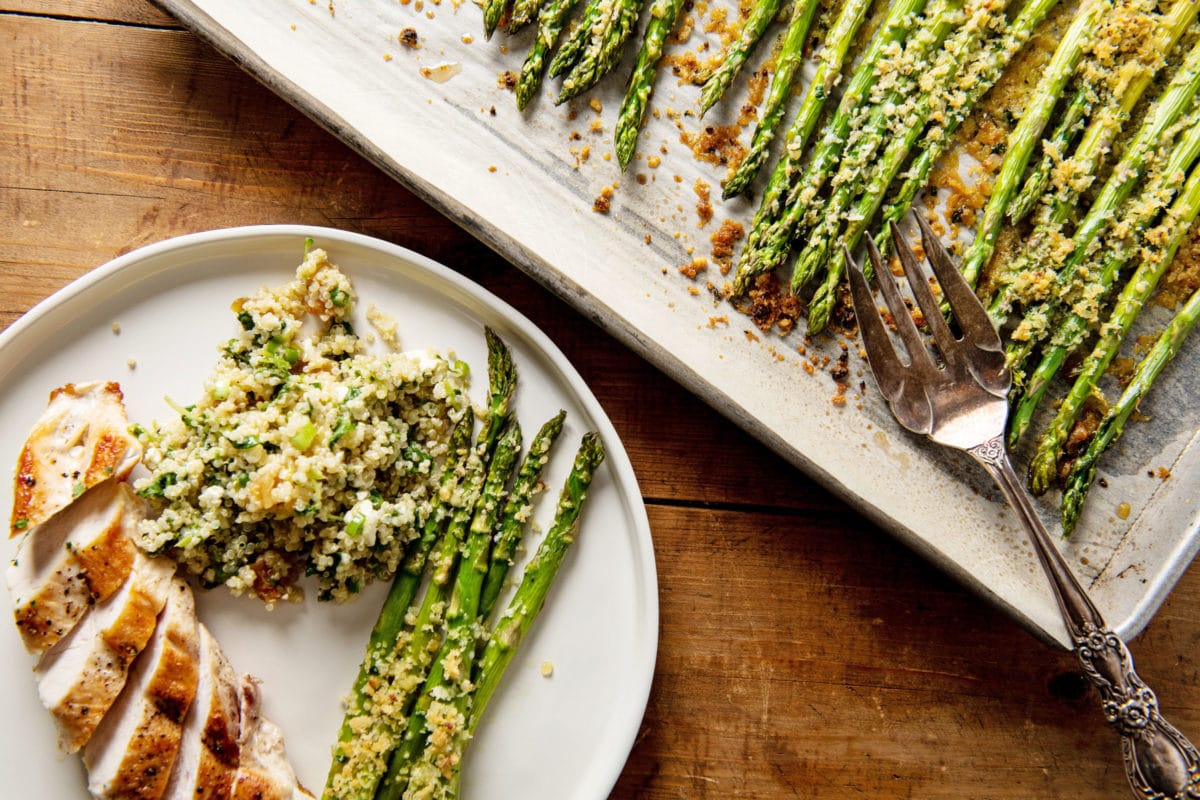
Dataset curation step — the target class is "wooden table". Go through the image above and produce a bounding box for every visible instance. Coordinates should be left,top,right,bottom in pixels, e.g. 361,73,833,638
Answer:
4,3,1200,798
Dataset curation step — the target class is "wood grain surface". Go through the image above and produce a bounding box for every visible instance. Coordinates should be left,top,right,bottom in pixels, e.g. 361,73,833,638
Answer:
4,3,1200,798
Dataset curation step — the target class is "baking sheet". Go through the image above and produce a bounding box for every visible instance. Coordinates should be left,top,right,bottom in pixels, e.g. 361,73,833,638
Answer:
145,0,1200,647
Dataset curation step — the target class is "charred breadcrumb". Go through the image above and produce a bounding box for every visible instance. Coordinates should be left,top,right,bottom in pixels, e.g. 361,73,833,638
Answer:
592,190,612,213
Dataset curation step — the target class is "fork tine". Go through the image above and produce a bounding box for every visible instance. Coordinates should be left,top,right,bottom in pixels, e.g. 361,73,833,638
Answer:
863,235,936,374
889,221,959,362
911,215,1010,395
913,214,1002,354
844,245,908,400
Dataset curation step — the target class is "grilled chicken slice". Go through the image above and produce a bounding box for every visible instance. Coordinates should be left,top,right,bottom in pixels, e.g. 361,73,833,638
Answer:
85,579,201,800
7,478,139,655
11,381,142,537
231,676,315,800
36,550,176,752
163,624,241,800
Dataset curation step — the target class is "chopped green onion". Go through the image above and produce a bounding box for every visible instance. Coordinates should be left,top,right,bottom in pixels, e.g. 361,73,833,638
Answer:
290,422,318,451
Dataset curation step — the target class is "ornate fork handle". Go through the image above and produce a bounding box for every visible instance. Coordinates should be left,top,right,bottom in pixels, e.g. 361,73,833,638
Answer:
968,434,1200,799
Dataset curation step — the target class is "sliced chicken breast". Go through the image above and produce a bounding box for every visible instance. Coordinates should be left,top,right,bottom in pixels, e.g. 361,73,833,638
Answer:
11,381,143,537
84,578,201,800
7,478,138,655
231,676,315,800
163,624,241,800
36,550,176,752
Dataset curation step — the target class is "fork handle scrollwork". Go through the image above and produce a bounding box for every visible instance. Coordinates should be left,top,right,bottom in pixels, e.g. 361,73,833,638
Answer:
968,435,1200,800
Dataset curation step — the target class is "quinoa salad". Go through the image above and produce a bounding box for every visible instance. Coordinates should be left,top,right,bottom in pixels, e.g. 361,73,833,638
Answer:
133,245,470,604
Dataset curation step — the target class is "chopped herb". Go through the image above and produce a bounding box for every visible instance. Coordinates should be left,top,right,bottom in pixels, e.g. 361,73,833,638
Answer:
330,414,355,445
138,471,178,499
290,422,318,451
403,443,433,473
238,311,255,331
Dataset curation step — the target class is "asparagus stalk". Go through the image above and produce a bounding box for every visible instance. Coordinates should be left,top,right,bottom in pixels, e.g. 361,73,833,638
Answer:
804,0,1022,325
378,421,525,800
789,0,971,299
743,0,872,218
1005,88,1090,224
957,0,1114,290
508,0,545,32
999,39,1200,391
986,0,1200,318
615,0,686,169
553,0,646,104
720,0,822,198
516,0,583,110
324,428,488,800
323,411,474,799
874,0,1063,247
1023,139,1200,493
468,431,607,735
547,0,601,78
479,328,517,454
479,410,566,617
726,0,872,281
834,0,1013,263
731,0,929,295
483,0,512,39
697,0,786,116
324,330,516,800
1062,281,1200,533
1012,105,1200,429
1041,0,1200,215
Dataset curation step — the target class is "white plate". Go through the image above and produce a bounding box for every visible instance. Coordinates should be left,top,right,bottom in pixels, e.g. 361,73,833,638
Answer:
0,225,658,799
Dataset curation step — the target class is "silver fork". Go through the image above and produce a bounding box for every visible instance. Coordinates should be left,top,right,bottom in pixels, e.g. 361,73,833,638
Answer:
845,216,1200,800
